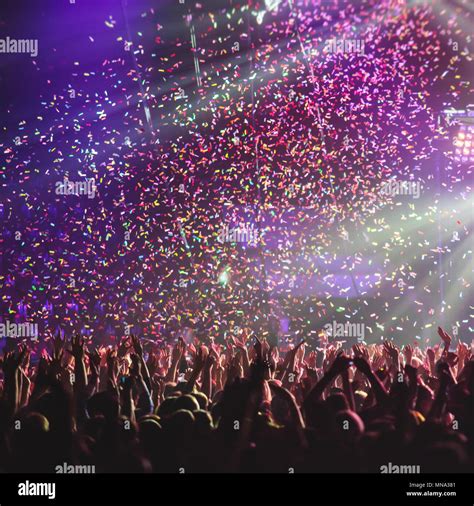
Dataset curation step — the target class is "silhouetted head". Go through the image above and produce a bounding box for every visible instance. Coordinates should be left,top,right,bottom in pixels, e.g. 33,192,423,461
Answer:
325,393,349,414
86,391,119,420
191,391,208,410
334,410,365,442
173,394,200,412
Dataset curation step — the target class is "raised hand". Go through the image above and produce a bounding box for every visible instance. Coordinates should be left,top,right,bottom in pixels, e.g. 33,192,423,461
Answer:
269,346,279,371
146,352,159,376
304,363,319,382
193,345,208,372
2,350,24,378
352,343,370,362
249,354,270,387
426,347,435,363
89,347,102,370
151,375,164,398
403,344,414,366
2,348,28,414
68,333,85,360
204,351,216,370
445,352,459,368
227,353,244,383
306,350,317,369
19,344,31,371
121,374,135,392
288,340,306,361
437,362,455,387
261,338,270,359
37,355,50,380
438,327,452,350
353,356,372,376
131,334,144,357
53,330,65,358
172,337,186,363
188,342,197,358
404,363,418,381
254,336,263,360
328,352,352,376
457,341,469,366
117,336,131,358
383,341,400,368
325,345,339,370
268,382,306,435
130,353,142,378
157,348,168,368
49,346,64,378
372,353,385,371
165,338,186,383
106,348,119,383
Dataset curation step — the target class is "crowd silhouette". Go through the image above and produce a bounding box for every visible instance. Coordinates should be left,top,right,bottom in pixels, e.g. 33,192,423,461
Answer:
0,326,472,474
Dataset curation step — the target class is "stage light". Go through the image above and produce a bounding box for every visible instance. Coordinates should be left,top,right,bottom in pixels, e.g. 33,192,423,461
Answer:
256,0,281,25
453,124,474,162
441,107,474,164
218,268,230,286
